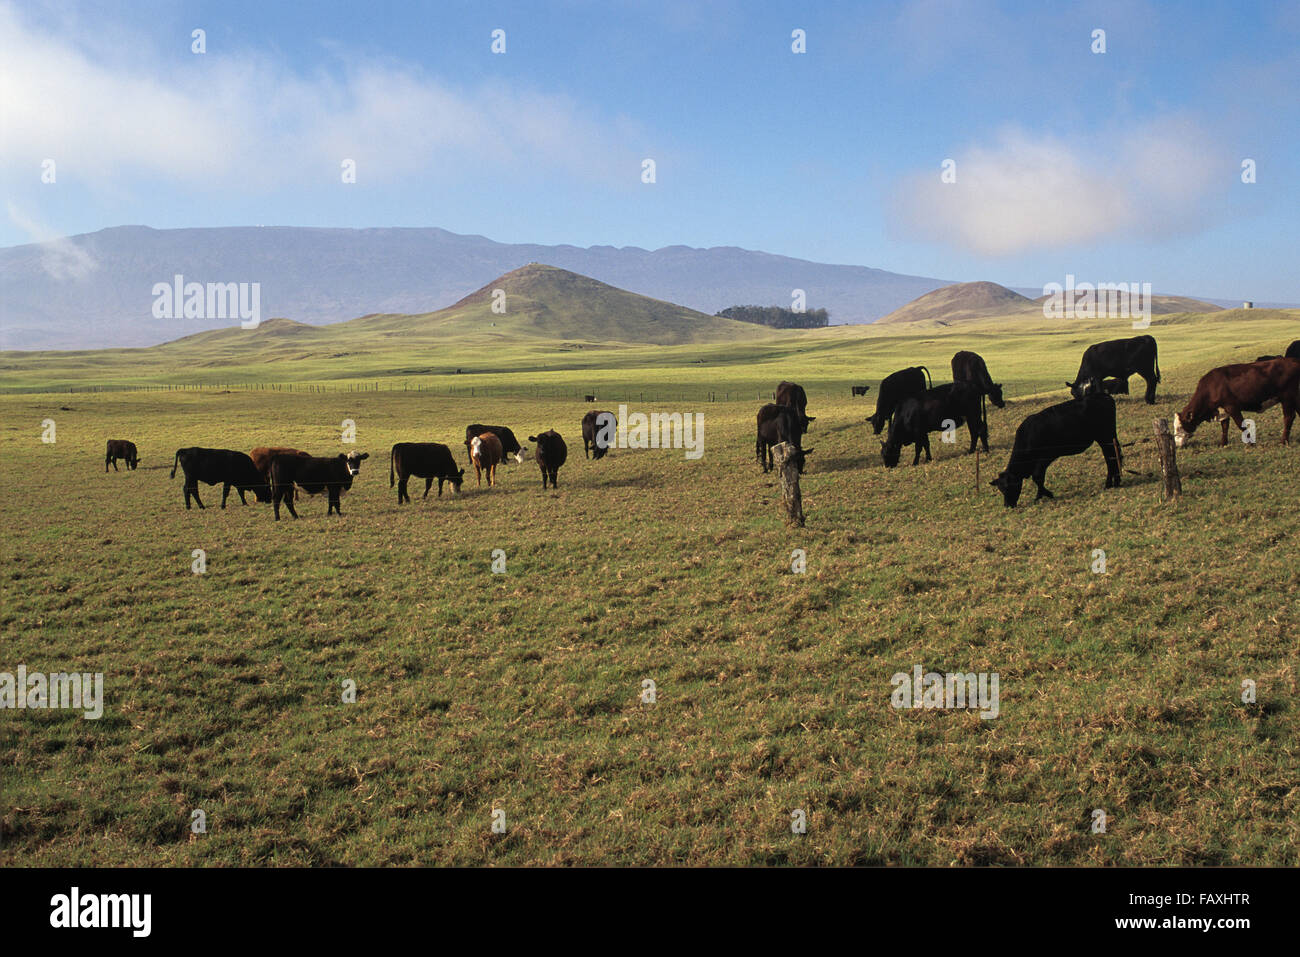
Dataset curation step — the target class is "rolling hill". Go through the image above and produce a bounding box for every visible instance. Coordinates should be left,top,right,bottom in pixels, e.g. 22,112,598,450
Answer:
0,225,953,350
876,282,1040,324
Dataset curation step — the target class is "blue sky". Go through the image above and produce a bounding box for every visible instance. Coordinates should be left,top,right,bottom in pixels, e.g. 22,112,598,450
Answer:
3,0,1298,299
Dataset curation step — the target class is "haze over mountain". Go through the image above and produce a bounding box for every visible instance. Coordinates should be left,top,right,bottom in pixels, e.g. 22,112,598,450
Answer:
0,225,952,351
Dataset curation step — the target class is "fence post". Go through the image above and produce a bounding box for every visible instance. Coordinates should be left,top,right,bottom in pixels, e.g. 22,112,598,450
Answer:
1154,419,1181,500
772,442,805,527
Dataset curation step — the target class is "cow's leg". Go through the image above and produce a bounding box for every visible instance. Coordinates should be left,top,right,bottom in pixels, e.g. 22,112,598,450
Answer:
106,456,114,472
436,477,445,498
1281,398,1295,445
1142,373,1157,405
1101,439,1122,488
221,483,231,508
396,477,408,504
423,477,433,499
550,469,558,489
190,483,205,509
1031,460,1053,499
584,441,591,459
237,488,249,505
967,421,979,454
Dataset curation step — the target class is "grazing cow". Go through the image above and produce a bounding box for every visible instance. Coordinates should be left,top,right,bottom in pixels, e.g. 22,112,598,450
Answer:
951,350,1005,451
774,381,815,431
464,425,526,465
582,410,617,460
1173,358,1300,448
869,366,931,434
270,451,369,519
584,394,596,402
389,442,464,503
170,448,270,509
756,403,813,473
990,394,1122,507
105,439,139,472
851,385,870,397
880,382,985,467
470,432,503,487
528,430,568,489
1066,334,1161,404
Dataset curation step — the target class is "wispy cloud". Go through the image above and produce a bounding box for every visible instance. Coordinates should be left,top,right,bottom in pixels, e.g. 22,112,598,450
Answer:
886,118,1231,256
5,203,100,280
0,2,647,192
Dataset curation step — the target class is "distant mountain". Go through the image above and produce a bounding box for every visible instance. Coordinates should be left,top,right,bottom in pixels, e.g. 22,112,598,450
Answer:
876,281,1039,324
0,225,952,351
877,280,1231,325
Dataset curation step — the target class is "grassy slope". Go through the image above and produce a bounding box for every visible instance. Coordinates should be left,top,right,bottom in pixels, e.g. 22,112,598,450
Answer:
1,309,1298,865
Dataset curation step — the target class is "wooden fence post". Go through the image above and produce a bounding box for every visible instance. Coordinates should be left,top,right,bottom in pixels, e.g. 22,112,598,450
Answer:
771,442,805,527
1153,418,1181,500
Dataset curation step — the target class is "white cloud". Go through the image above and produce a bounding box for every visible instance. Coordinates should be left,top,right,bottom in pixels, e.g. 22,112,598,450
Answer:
0,2,644,191
886,119,1228,256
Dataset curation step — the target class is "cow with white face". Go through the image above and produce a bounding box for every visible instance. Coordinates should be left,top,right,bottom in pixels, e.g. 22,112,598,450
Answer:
464,424,527,466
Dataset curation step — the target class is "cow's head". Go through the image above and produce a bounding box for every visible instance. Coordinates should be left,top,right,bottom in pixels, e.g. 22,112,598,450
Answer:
344,451,369,475
1066,380,1085,400
252,483,273,503
879,440,900,469
802,414,816,432
988,383,1005,408
450,468,465,493
1172,412,1191,448
511,445,528,464
990,470,1022,507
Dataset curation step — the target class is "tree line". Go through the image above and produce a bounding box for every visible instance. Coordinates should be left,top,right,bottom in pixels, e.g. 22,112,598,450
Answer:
716,305,830,329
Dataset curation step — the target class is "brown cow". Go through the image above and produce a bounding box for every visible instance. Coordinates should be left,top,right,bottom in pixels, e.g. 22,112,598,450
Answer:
251,446,311,500
1174,358,1300,447
470,432,503,487
105,439,139,471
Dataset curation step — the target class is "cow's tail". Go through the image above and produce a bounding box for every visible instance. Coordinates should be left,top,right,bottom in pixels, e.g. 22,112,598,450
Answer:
389,447,395,487
169,449,180,479
919,365,932,389
1155,353,1162,384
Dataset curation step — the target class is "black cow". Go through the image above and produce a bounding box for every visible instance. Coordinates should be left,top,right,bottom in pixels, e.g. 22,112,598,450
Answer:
270,451,369,519
464,425,526,465
951,351,1005,451
528,430,568,489
170,448,269,509
105,439,139,472
774,381,814,430
1288,340,1300,361
390,442,464,504
851,385,870,397
1067,335,1161,404
756,403,813,473
582,410,617,460
869,366,931,434
1101,376,1130,395
880,382,985,467
990,394,1122,507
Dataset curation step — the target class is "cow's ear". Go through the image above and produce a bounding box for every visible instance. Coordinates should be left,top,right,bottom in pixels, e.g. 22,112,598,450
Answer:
337,453,347,460
360,453,369,460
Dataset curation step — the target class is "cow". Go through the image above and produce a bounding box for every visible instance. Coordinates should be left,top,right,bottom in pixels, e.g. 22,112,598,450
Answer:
464,425,526,465
528,430,568,489
250,446,311,501
389,442,464,504
105,439,139,472
470,432,503,487
170,448,270,509
951,351,1005,451
990,394,1123,507
756,403,813,473
774,381,815,431
582,410,617,460
1289,340,1300,361
880,382,985,467
269,451,369,519
869,366,931,434
851,385,870,397
1066,334,1161,404
1173,358,1300,448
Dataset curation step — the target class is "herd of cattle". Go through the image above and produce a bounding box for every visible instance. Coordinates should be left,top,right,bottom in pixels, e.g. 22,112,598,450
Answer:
102,335,1299,515
758,334,1300,507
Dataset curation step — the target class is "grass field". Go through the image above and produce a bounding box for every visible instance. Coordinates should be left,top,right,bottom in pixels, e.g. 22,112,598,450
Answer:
2,310,1298,865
